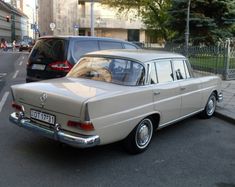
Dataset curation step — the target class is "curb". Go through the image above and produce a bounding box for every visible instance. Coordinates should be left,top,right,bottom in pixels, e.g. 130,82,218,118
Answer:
215,111,235,124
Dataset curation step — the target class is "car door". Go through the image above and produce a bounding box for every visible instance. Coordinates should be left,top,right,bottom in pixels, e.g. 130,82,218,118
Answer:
172,59,203,117
150,60,181,126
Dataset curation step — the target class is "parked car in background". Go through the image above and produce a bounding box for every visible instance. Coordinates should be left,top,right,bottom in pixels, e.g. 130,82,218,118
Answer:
6,43,13,51
9,49,223,154
26,36,140,82
19,41,34,52
14,41,20,49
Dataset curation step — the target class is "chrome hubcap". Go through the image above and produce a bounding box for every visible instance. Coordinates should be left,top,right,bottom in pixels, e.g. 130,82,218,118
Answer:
207,96,215,116
135,119,153,149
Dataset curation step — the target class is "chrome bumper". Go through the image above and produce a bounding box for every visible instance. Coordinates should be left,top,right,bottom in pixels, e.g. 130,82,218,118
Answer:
9,112,100,148
218,92,223,103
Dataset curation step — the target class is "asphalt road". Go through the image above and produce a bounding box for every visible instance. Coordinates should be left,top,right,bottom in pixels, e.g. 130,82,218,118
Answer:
0,52,234,187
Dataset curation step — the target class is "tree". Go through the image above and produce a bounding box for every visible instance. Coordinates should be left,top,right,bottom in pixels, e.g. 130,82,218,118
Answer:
169,0,235,45
102,0,174,42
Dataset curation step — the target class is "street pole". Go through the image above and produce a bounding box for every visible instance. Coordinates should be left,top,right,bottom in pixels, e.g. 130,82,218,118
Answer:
11,11,16,42
90,0,94,36
35,0,39,38
185,0,191,57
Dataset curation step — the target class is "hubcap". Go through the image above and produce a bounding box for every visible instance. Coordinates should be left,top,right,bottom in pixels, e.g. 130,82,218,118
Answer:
207,96,215,116
135,119,153,149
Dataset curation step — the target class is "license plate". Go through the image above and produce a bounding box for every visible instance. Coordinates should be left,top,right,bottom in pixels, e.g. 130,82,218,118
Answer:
30,110,55,125
31,64,46,70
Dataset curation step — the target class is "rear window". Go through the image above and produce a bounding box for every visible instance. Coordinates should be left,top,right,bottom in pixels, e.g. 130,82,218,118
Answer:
29,38,68,63
67,57,145,86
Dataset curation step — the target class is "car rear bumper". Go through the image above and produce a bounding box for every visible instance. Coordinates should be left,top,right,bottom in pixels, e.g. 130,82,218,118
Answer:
9,112,100,148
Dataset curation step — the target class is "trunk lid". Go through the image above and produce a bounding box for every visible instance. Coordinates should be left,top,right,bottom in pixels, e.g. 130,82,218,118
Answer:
11,77,125,117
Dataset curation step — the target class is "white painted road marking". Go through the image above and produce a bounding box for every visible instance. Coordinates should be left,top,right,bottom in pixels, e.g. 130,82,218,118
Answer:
12,70,19,79
0,73,7,78
19,61,23,66
0,92,9,113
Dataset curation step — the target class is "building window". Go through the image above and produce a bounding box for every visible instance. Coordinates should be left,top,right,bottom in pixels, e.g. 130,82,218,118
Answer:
128,29,140,42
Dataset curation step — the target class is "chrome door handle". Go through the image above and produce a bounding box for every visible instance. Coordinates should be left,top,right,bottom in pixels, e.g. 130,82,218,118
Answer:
153,91,160,95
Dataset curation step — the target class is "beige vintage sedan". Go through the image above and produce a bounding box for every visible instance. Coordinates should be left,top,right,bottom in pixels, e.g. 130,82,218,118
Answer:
9,49,223,154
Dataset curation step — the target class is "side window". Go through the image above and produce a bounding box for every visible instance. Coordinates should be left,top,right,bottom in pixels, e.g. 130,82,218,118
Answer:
72,40,99,61
155,60,174,83
123,43,137,49
173,60,187,80
99,41,123,50
184,60,191,78
149,63,157,84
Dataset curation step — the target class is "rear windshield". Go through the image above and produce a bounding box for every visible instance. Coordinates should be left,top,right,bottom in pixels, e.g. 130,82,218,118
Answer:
29,38,68,63
67,57,145,86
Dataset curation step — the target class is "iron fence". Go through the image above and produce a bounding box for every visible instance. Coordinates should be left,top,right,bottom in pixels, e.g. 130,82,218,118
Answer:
159,40,235,80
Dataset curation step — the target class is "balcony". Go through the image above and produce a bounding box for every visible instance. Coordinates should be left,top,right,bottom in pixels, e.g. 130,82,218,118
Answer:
79,16,144,29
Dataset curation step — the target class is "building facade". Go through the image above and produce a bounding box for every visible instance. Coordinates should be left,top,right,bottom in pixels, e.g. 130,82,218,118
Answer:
0,0,28,42
3,0,39,39
38,0,147,42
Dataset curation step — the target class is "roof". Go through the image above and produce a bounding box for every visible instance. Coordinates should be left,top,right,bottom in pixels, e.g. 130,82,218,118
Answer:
85,49,186,63
39,35,134,43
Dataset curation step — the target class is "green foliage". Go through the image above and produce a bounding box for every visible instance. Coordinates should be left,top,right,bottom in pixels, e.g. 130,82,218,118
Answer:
102,0,174,42
169,0,235,45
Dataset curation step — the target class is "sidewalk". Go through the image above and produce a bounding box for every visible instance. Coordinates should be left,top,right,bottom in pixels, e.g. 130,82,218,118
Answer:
215,80,235,123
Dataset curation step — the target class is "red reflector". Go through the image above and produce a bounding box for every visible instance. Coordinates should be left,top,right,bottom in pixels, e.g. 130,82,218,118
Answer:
12,102,22,111
67,121,94,131
67,121,80,127
49,60,73,72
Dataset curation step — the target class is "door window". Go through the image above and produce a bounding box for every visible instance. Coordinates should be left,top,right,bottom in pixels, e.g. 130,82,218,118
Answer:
155,60,174,83
71,40,99,61
123,43,138,49
149,63,158,84
173,60,187,80
99,41,123,50
184,60,191,78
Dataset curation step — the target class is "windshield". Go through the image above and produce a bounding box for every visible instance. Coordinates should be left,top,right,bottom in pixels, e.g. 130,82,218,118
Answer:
67,57,145,86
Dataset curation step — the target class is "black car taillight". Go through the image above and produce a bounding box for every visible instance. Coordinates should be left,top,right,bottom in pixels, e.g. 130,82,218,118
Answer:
48,60,73,72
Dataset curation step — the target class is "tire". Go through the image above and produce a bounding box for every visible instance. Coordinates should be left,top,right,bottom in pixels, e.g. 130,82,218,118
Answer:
200,93,217,118
124,117,154,154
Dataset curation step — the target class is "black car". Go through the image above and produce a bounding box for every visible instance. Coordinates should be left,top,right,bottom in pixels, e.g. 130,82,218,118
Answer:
26,36,140,82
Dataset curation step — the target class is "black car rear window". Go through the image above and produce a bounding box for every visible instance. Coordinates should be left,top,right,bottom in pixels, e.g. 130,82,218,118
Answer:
29,38,69,63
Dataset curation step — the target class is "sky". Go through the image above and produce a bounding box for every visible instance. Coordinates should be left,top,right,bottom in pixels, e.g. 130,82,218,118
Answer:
24,0,36,9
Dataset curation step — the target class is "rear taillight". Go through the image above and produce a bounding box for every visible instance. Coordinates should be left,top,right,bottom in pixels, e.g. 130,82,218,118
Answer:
48,60,73,72
67,121,94,131
12,102,23,111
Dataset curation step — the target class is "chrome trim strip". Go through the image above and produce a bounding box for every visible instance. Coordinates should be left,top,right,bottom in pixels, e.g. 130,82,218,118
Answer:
9,112,100,148
158,109,203,129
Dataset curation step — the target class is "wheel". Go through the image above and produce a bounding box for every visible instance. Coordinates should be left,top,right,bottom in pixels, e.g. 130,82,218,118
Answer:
200,93,216,118
124,117,154,154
